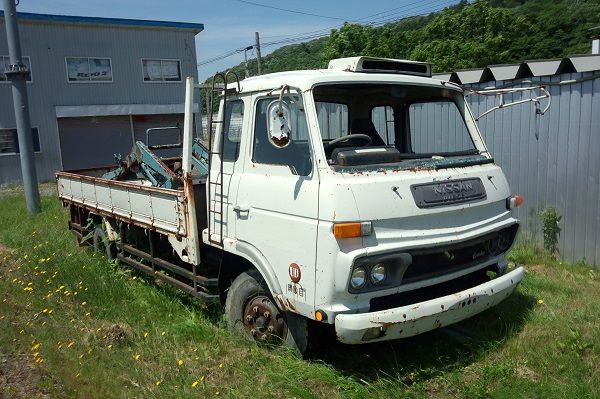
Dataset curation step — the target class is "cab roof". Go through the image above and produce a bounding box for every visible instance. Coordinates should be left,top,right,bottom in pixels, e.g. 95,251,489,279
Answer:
237,69,459,94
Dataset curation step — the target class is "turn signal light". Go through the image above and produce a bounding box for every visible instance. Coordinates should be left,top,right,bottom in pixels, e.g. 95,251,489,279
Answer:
333,222,372,238
507,195,524,210
315,310,327,322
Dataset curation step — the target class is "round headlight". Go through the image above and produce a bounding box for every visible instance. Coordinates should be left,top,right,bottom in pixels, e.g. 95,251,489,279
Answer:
350,267,367,289
370,263,387,284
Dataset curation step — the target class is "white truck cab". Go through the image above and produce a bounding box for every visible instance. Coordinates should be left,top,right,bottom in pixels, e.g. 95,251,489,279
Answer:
208,56,524,349
58,56,528,355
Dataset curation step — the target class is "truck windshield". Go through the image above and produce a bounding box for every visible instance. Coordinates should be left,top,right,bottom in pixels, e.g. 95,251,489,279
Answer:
313,83,485,171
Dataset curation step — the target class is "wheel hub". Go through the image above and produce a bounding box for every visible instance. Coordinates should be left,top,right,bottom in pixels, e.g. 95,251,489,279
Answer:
243,295,285,342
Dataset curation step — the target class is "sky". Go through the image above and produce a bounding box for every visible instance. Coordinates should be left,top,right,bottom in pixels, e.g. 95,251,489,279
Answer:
11,0,457,80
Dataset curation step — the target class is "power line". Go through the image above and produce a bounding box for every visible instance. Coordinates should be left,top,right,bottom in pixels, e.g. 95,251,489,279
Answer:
260,0,455,48
259,0,450,43
198,0,458,66
230,0,357,22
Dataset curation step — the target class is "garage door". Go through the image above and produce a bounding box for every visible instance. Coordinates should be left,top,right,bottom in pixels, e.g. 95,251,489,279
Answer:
58,116,133,170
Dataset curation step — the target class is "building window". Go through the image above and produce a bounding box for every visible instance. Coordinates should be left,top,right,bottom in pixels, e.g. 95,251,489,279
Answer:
142,59,181,82
0,56,33,82
65,57,113,82
0,127,41,155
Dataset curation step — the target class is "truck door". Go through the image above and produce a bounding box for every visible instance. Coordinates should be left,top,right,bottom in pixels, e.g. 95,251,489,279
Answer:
207,98,246,243
234,94,319,315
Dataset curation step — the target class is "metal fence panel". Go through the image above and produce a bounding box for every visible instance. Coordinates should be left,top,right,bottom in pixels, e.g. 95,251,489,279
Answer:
467,72,600,266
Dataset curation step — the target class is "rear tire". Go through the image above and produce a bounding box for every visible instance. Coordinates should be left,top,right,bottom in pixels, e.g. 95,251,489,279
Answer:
93,224,116,260
225,269,310,356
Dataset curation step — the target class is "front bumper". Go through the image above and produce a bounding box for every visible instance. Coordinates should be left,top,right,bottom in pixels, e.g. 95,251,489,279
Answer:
335,266,524,344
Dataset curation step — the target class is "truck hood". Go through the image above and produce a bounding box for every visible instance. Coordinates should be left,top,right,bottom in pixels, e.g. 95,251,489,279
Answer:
319,162,516,253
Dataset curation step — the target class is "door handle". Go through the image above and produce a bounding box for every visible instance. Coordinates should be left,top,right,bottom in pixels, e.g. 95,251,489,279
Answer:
233,204,250,213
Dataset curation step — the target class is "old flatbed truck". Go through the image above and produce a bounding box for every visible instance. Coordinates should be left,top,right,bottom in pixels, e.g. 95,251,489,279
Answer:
57,57,531,355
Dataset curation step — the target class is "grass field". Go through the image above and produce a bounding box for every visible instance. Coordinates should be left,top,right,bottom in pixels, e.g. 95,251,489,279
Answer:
0,188,599,398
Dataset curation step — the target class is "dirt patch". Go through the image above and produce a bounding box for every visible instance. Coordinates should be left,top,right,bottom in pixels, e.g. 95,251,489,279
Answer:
84,322,134,346
516,365,538,382
0,183,56,198
0,244,11,255
0,353,54,398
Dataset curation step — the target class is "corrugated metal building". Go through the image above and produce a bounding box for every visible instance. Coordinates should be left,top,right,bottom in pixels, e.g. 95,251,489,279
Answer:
434,55,600,266
0,12,203,184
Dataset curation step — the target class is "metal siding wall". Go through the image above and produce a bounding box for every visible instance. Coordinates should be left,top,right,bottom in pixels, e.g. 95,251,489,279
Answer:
467,72,600,266
0,19,198,184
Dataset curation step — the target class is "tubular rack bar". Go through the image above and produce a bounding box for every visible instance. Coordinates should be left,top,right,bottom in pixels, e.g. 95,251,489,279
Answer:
206,70,241,247
117,224,218,302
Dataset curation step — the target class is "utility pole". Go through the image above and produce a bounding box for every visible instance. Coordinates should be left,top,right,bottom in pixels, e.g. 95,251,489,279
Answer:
243,45,253,78
255,31,262,75
3,0,40,214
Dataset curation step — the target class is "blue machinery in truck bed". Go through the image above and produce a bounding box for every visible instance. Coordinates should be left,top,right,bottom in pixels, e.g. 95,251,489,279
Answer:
102,132,210,188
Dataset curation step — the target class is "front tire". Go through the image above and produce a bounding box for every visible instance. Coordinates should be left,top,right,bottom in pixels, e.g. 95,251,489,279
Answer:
225,269,309,356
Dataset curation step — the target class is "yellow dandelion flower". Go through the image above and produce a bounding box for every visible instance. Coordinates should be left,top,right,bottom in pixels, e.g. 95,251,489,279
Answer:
42,308,48,313
67,341,75,348
177,359,184,366
155,381,161,386
33,352,39,358
161,331,166,336
537,299,544,305
219,363,223,368
191,381,199,388
144,332,148,338
134,354,141,361
32,343,40,350
107,344,112,349
81,301,87,306
23,287,33,292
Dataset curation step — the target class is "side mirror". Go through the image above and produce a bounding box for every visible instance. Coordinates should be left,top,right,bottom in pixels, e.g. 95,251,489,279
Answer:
266,100,291,148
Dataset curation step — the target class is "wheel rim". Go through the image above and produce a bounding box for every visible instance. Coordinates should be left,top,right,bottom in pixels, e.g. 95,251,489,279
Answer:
243,295,286,343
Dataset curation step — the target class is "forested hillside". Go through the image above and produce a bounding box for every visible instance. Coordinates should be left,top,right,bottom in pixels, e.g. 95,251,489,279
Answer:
218,0,600,78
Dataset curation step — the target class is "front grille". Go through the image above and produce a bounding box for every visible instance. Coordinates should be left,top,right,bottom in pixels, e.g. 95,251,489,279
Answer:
370,267,492,312
401,224,518,284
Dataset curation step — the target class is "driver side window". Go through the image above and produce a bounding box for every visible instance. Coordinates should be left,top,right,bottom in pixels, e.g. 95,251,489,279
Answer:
252,98,312,176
